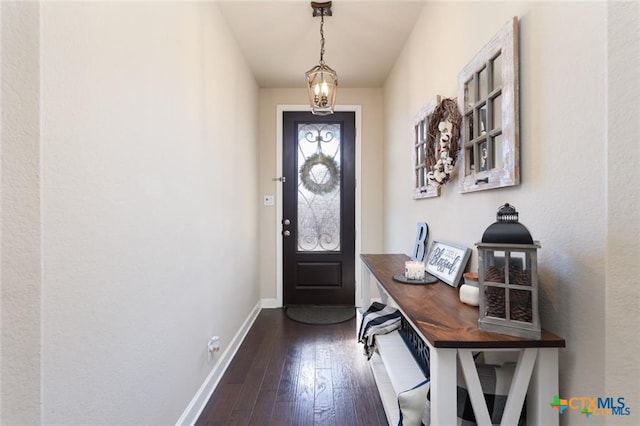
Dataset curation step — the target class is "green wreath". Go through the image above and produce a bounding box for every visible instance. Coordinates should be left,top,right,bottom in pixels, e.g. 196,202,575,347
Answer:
299,153,340,195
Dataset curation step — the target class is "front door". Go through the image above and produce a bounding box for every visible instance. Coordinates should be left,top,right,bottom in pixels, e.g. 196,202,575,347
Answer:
282,111,355,306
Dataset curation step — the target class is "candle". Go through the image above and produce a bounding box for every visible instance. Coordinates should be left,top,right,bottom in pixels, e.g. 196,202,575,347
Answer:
459,284,480,306
404,261,425,280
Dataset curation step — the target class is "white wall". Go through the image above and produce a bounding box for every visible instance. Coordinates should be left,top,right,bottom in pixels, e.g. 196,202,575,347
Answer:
606,1,640,421
1,2,42,423
383,1,637,424
2,1,260,423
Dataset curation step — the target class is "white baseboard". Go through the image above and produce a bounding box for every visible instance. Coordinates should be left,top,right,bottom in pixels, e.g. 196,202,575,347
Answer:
176,301,262,426
261,298,280,309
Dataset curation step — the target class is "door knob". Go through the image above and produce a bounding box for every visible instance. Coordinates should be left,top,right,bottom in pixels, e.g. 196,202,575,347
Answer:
283,230,291,237
282,219,291,226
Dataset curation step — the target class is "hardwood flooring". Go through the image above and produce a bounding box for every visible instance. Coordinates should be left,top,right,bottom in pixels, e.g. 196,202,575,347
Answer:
196,308,388,426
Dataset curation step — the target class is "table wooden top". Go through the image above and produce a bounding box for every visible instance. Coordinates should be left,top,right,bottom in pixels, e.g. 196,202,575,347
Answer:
361,253,566,349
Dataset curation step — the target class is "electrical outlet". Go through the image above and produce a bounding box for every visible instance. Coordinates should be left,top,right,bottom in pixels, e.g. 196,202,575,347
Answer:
210,336,220,351
207,336,220,362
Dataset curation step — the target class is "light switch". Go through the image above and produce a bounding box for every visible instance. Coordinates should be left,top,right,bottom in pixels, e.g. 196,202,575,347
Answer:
263,195,274,206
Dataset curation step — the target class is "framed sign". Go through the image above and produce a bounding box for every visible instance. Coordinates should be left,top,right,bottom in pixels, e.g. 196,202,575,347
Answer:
425,240,471,287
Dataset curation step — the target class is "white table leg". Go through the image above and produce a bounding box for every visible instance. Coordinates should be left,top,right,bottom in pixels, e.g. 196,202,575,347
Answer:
527,348,559,426
359,262,371,308
501,348,537,425
458,350,492,425
430,348,458,425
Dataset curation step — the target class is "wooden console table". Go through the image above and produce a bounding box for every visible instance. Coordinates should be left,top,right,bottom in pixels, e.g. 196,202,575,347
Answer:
360,254,565,426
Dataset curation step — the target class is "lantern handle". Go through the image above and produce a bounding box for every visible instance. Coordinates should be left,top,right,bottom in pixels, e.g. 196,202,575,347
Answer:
497,203,519,222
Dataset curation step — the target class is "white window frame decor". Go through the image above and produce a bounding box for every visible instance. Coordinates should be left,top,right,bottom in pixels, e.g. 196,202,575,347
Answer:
412,96,440,199
458,17,520,193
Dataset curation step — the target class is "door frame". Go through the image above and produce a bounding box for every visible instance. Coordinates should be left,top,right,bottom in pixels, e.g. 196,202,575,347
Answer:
274,105,363,308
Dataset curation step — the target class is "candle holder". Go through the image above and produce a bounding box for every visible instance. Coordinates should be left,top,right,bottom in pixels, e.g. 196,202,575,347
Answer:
476,204,541,339
404,260,426,280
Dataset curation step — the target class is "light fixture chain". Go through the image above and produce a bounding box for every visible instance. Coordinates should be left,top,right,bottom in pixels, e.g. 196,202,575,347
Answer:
319,10,325,65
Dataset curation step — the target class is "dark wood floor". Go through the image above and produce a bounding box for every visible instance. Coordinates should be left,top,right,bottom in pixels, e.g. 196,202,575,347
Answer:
196,308,388,426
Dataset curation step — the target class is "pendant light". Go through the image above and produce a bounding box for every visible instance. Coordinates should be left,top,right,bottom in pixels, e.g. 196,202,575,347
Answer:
306,1,338,115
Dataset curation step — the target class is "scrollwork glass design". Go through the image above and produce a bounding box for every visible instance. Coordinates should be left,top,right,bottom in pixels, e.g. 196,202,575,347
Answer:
297,123,341,252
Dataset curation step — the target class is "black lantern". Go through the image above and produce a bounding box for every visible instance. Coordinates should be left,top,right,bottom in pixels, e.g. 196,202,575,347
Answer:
476,204,541,339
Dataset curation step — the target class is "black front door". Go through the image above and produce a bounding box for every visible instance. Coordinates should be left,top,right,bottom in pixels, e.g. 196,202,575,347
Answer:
282,111,356,306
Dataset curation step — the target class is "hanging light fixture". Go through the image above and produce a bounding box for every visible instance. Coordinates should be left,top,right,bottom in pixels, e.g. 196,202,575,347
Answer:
306,1,338,115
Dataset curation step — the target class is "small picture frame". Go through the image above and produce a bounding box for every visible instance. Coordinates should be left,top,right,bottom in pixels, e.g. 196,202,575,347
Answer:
425,240,471,287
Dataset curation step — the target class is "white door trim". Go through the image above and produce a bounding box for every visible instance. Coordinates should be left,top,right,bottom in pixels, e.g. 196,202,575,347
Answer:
275,105,362,308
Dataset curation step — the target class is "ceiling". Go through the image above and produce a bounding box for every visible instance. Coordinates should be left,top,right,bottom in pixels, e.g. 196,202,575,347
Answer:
216,1,426,88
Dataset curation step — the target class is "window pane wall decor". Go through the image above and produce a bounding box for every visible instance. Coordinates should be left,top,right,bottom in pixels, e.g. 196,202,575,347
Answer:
412,96,440,199
457,17,520,193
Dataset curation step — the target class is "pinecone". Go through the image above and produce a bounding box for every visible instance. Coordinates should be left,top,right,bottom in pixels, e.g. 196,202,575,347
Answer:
510,302,532,322
510,269,532,321
510,288,531,311
483,267,505,318
515,269,531,286
507,262,522,284
485,287,505,318
485,266,505,283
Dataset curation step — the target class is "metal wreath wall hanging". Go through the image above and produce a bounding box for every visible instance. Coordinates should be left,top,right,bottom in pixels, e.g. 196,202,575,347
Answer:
425,98,462,186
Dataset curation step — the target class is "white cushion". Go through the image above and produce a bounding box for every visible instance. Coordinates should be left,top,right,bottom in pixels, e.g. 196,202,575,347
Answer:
375,330,428,425
398,380,430,426
375,331,425,393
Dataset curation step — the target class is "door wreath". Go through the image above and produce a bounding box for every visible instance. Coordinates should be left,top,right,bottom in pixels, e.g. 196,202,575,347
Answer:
425,98,462,186
299,153,340,195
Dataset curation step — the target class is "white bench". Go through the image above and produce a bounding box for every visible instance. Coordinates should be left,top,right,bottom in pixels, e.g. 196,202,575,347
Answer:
369,329,427,425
